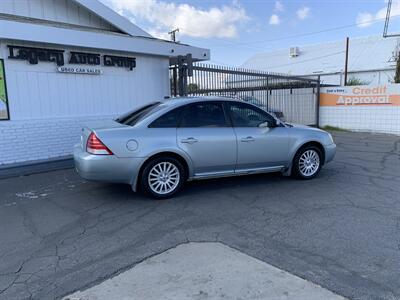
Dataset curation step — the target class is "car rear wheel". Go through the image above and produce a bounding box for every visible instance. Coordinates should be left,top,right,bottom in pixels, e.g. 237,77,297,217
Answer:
140,157,185,199
292,146,322,179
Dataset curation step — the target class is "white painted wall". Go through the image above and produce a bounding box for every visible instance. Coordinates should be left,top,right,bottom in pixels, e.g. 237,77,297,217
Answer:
0,41,170,120
319,85,400,135
0,0,118,31
320,106,400,134
0,41,170,165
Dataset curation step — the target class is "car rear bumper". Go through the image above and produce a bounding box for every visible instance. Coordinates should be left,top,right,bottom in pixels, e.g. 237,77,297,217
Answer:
324,143,336,164
73,145,144,186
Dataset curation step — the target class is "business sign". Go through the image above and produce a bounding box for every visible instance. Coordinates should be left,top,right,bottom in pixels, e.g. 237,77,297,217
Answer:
0,59,9,120
7,45,136,71
320,85,400,106
58,66,102,75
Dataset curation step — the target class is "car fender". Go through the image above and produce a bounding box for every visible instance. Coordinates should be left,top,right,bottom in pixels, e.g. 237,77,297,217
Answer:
130,147,194,191
284,137,325,176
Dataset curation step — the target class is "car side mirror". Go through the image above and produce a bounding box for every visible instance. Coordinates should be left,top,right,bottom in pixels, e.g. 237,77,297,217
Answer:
259,121,272,128
260,119,279,128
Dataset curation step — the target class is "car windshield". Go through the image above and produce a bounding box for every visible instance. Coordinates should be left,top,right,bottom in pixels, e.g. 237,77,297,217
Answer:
115,102,162,126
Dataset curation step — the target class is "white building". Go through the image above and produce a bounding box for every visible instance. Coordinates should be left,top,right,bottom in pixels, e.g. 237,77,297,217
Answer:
242,36,399,86
0,0,209,167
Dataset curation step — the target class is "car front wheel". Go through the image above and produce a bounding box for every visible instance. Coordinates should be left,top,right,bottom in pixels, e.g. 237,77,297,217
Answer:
140,157,185,199
292,146,322,179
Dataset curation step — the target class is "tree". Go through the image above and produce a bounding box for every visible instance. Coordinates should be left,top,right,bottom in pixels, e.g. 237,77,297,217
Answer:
395,51,400,83
187,83,199,93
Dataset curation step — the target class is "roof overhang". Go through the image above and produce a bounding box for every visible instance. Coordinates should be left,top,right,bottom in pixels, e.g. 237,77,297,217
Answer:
72,0,152,38
0,19,210,61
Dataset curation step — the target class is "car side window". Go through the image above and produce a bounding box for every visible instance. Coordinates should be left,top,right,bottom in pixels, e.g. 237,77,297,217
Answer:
149,107,184,128
227,102,274,127
180,102,229,128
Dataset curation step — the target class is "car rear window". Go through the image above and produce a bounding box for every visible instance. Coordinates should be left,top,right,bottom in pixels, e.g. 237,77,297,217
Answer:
115,102,161,126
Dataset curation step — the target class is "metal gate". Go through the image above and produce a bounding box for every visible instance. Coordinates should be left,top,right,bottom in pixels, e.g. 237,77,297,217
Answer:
170,58,320,126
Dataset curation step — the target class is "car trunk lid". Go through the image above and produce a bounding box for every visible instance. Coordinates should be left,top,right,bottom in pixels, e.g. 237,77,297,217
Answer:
80,119,127,150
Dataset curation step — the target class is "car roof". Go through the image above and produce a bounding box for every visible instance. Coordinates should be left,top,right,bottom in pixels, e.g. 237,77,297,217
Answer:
161,96,242,108
135,96,277,127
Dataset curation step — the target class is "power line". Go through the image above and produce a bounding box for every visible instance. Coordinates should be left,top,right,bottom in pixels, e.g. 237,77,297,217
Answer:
258,51,345,70
221,15,400,47
181,14,400,53
177,9,400,66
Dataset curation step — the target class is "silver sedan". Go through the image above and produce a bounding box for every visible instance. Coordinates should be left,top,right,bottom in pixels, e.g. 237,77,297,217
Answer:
74,97,336,198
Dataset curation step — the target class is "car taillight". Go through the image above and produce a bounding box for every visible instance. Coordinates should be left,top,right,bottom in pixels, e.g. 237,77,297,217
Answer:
86,132,113,155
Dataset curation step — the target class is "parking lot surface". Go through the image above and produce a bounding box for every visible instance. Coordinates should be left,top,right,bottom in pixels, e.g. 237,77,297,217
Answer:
65,242,347,300
0,131,399,300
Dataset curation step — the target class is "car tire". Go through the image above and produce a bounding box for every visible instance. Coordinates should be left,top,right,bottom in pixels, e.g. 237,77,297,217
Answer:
140,156,186,199
292,146,322,179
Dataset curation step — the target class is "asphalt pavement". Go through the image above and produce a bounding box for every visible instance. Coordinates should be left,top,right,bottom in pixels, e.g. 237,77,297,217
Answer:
0,131,399,300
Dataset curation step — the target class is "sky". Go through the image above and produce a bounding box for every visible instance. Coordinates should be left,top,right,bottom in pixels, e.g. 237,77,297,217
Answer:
100,0,400,66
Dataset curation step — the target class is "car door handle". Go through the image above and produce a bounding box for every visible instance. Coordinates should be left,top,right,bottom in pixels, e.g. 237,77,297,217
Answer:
241,136,255,142
181,137,198,144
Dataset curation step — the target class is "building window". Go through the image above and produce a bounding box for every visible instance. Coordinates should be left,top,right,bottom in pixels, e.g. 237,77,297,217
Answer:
0,59,10,120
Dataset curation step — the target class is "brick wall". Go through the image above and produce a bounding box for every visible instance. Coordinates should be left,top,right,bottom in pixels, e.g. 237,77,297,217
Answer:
0,116,114,165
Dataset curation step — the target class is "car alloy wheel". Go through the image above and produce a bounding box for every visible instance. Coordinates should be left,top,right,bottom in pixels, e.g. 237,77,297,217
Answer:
298,149,320,177
292,146,322,179
141,156,185,199
148,162,180,195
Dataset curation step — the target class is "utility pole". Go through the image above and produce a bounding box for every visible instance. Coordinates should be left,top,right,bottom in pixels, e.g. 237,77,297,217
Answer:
344,37,349,86
383,0,393,37
395,50,400,83
168,28,179,42
383,0,400,37
382,0,400,83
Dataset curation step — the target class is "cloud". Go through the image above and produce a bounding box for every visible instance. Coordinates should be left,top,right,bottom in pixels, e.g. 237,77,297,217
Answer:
147,28,171,40
269,14,280,25
356,12,374,28
274,1,284,12
296,6,310,20
357,0,400,28
106,0,248,39
269,1,283,26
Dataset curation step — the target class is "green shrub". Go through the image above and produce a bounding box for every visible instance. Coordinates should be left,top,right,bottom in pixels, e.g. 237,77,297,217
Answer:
346,77,369,86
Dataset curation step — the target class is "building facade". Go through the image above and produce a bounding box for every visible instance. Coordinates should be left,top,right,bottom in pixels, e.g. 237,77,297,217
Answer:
0,0,209,166
241,36,400,135
242,36,399,86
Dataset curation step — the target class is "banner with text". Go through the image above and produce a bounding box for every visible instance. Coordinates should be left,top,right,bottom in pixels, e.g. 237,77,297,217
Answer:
320,84,400,106
0,59,9,120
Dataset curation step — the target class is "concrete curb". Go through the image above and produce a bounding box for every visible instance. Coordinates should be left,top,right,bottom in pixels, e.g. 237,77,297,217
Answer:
0,156,74,179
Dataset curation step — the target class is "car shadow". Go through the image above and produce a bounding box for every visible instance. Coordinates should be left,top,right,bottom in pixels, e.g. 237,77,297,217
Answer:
96,168,336,202
168,172,286,199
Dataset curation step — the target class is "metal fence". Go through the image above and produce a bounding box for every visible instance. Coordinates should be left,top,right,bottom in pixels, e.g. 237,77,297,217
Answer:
170,62,321,126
